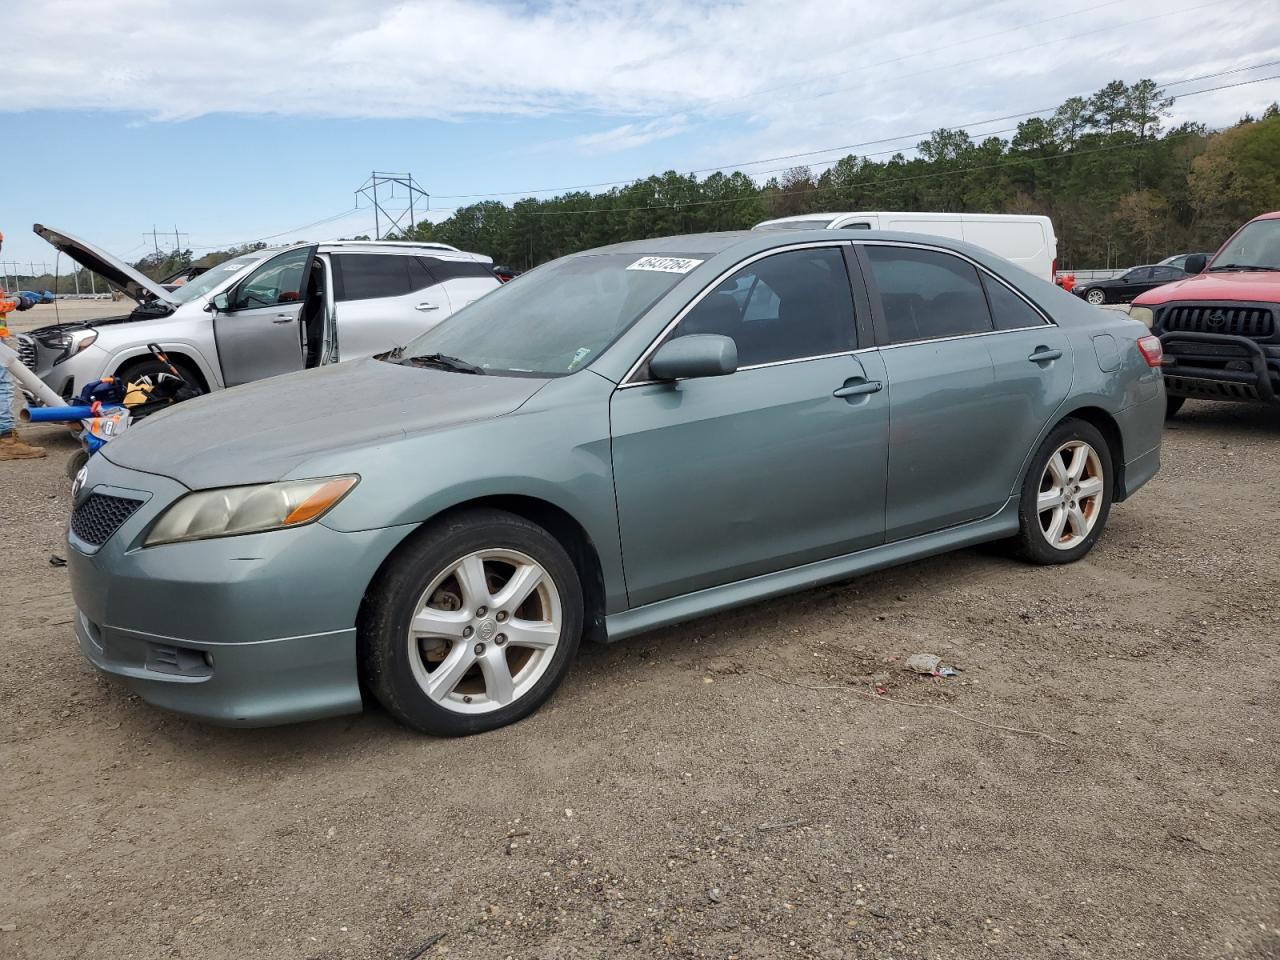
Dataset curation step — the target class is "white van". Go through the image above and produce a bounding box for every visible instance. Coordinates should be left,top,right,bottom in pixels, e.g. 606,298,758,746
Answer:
753,212,1058,282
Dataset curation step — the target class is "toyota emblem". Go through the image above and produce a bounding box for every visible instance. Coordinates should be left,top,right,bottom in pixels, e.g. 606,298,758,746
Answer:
1208,311,1227,327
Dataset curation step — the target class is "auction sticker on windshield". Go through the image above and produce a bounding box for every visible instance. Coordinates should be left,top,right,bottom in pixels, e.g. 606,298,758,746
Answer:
627,256,704,274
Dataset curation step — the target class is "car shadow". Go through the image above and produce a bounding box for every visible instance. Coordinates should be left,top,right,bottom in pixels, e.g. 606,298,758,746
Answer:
1165,399,1280,438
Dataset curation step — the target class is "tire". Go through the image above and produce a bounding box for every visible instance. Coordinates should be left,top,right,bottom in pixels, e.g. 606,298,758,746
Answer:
1014,418,1114,565
1165,395,1185,419
65,448,89,481
1084,288,1106,306
359,508,584,736
115,357,204,395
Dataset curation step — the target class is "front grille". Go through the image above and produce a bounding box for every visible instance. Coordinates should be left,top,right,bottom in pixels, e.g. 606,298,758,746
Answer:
1159,304,1274,339
71,493,143,546
15,334,38,371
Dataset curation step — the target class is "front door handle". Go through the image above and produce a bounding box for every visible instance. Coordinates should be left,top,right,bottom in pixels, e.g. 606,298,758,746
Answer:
833,379,883,398
271,314,295,324
415,303,440,312
1028,347,1063,363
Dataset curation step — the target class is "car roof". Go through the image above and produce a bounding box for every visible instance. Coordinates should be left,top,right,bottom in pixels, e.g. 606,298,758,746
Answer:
579,227,1007,261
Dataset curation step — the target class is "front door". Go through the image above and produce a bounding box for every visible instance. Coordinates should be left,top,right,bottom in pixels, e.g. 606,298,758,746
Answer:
214,245,315,386
610,245,889,607
859,243,1073,541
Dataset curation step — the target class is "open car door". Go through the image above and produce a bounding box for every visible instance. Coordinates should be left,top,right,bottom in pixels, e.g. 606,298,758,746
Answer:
213,245,316,386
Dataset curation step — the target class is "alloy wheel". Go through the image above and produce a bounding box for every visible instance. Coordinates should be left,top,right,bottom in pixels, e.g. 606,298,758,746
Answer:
1085,289,1105,305
406,548,562,714
1037,440,1105,550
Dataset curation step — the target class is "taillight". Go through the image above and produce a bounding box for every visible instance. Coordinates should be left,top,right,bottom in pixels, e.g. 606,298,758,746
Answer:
1137,334,1163,367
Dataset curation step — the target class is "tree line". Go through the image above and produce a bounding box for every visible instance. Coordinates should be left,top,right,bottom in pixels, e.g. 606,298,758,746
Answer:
404,79,1280,272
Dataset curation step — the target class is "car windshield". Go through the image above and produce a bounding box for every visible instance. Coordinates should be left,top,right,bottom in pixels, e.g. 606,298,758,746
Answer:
166,252,271,303
399,252,696,376
1210,219,1280,271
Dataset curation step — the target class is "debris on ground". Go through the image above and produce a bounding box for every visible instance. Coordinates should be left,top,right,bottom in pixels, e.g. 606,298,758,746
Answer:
48,553,66,567
905,653,961,677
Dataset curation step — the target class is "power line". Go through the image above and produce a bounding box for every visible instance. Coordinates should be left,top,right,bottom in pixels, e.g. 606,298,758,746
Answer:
433,59,1280,201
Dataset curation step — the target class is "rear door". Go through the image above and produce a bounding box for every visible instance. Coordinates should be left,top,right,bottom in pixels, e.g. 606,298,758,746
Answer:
858,242,1072,541
427,257,502,312
213,245,315,387
331,253,449,359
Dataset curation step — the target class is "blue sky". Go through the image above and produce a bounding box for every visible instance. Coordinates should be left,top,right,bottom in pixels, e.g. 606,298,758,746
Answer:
2,0,1278,270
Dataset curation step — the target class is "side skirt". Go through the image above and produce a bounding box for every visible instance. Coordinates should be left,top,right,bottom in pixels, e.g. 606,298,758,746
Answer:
603,497,1021,642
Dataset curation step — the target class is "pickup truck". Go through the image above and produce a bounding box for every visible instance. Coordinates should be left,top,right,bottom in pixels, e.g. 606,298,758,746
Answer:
1129,211,1280,417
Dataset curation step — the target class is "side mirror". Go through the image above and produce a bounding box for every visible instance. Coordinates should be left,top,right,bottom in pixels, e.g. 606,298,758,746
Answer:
649,334,738,381
1183,254,1207,275
207,292,230,313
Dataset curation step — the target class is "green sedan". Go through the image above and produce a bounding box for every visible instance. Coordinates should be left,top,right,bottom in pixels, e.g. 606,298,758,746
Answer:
66,229,1167,735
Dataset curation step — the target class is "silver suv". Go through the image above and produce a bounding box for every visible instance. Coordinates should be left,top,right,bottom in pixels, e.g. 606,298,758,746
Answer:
18,225,500,398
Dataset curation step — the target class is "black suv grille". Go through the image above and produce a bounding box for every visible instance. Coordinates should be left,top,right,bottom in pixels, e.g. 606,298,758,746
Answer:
71,494,143,546
1159,305,1274,339
16,334,38,371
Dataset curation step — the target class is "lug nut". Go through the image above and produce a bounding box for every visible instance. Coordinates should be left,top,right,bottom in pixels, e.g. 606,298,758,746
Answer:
496,611,507,622
474,642,485,655
495,634,506,646
463,626,474,638
476,606,488,617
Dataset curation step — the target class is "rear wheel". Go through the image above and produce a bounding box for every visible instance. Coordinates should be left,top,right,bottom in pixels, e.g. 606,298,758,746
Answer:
1165,395,1185,419
360,508,583,736
1015,419,1113,565
1084,288,1106,306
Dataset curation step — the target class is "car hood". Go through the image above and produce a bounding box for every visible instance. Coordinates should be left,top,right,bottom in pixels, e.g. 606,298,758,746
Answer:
1133,269,1280,305
100,359,549,488
33,224,179,307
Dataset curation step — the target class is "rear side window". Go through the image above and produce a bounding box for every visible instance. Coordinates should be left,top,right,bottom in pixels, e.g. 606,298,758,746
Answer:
863,246,993,343
334,254,412,301
424,258,497,281
670,246,857,367
981,274,1047,330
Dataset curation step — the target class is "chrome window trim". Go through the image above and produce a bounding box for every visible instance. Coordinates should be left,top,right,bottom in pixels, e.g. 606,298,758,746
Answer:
619,240,857,386
855,238,1056,335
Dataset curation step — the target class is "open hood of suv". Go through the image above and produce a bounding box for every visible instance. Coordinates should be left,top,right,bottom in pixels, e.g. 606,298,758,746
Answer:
33,224,179,307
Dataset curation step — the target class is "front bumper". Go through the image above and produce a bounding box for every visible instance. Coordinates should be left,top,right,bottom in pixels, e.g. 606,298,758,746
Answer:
1158,330,1280,405
67,454,415,726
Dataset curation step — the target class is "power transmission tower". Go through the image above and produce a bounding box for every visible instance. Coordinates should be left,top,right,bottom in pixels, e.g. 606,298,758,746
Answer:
146,226,189,255
355,172,429,240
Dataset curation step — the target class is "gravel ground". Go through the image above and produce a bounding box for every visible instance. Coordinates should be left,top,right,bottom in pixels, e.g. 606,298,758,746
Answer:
2,374,1278,959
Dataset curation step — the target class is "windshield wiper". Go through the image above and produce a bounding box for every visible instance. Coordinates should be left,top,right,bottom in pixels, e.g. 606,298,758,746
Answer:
1207,263,1280,272
404,352,486,375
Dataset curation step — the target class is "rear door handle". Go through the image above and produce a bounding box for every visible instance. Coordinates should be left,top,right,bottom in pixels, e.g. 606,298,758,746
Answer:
1027,348,1063,363
833,379,883,398
271,314,295,324
415,303,440,312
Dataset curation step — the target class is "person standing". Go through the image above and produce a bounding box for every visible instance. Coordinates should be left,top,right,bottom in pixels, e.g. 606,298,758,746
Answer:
0,230,47,460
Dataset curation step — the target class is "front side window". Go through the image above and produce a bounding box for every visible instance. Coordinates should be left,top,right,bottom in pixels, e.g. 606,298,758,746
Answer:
231,247,311,310
168,252,267,304
1123,268,1152,282
863,245,993,344
401,252,692,376
668,247,857,367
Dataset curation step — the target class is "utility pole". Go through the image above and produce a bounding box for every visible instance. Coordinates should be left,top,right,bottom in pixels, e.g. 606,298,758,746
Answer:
355,171,429,240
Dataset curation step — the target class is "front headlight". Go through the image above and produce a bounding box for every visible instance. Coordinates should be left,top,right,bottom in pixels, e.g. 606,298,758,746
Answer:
144,476,358,546
1128,306,1155,328
35,328,98,364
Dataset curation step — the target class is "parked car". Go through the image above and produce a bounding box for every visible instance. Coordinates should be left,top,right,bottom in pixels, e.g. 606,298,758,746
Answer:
16,226,500,400
1130,211,1280,416
1158,252,1214,272
66,229,1165,735
1073,264,1189,305
753,211,1058,282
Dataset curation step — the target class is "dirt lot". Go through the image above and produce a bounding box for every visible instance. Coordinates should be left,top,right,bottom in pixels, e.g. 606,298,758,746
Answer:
2,345,1278,958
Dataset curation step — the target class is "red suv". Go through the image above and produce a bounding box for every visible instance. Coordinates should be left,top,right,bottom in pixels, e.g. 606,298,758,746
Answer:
1130,211,1280,417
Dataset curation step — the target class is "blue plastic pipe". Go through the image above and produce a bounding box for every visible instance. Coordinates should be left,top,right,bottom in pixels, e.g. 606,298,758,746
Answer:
20,404,121,423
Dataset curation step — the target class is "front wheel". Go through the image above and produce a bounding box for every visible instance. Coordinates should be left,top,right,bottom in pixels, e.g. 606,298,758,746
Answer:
360,508,583,736
1014,419,1113,565
1165,395,1185,419
1084,288,1106,306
